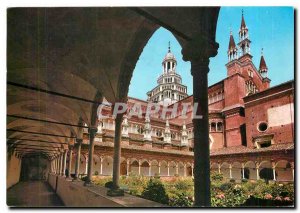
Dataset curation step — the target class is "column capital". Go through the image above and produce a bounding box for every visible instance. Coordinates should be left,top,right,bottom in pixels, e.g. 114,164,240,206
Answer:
88,126,98,135
182,36,219,63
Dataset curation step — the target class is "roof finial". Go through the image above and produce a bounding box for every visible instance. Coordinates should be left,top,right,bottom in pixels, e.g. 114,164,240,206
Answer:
242,9,244,16
168,41,171,53
261,48,264,55
229,25,232,35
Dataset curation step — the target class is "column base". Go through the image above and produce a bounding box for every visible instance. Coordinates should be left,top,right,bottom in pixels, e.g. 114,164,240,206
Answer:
107,188,125,197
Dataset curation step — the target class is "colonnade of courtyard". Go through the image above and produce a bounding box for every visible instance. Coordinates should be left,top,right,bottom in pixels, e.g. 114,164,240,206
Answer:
50,150,294,182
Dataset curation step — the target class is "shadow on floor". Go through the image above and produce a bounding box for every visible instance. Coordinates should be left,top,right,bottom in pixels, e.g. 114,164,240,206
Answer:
7,181,64,207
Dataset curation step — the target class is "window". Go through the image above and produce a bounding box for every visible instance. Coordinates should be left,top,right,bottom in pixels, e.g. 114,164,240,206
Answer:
258,122,268,132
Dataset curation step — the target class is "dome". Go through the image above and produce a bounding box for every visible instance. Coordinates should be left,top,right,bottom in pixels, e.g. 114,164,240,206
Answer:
164,51,176,61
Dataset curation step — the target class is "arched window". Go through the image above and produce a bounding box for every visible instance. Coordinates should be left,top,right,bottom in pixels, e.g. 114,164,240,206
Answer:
217,122,223,131
211,122,216,132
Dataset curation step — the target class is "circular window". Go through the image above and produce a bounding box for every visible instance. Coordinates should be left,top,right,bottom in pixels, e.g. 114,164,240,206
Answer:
258,122,268,132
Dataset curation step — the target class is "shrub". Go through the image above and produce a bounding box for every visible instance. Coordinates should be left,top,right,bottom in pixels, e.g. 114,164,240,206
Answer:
105,181,113,189
168,193,193,207
211,172,223,182
141,178,169,204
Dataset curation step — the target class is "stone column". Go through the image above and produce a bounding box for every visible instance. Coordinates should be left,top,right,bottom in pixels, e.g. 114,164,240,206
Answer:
85,127,98,185
176,164,179,175
55,157,58,174
138,160,141,176
158,163,161,176
182,38,218,206
62,149,67,176
184,164,187,177
218,164,221,174
272,167,276,181
148,163,151,176
191,164,194,177
59,151,64,176
126,159,130,176
85,156,88,175
74,139,82,180
256,163,260,180
100,157,103,175
229,165,232,179
242,164,245,179
107,113,124,196
167,163,170,176
67,145,73,178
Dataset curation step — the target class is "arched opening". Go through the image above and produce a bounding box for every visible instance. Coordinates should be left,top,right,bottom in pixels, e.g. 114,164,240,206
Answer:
102,156,113,176
169,161,177,176
220,162,230,179
231,162,242,180
130,160,139,175
120,158,127,176
211,162,219,173
92,155,100,176
244,161,256,180
160,161,168,176
150,160,159,176
259,161,273,181
178,162,185,176
275,160,293,181
186,163,193,176
140,161,150,176
20,154,49,181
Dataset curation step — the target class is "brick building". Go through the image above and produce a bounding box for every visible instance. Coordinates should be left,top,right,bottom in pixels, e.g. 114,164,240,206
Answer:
63,12,294,182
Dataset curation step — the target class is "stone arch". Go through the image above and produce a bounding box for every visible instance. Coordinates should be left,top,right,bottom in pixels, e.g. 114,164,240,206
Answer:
160,160,168,176
150,160,159,176
178,162,185,176
120,157,127,176
130,159,139,175
259,161,273,181
244,161,256,180
231,161,242,180
186,162,193,176
102,156,113,176
275,160,293,181
92,154,101,175
140,160,150,176
79,154,87,175
211,162,219,173
220,162,231,179
169,161,177,176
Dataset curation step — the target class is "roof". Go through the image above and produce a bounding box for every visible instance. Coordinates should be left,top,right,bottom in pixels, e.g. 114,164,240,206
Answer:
259,55,268,70
211,143,294,156
228,33,236,50
240,13,247,29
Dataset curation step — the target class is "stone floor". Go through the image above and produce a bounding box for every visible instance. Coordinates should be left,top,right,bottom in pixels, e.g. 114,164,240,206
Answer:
7,181,64,207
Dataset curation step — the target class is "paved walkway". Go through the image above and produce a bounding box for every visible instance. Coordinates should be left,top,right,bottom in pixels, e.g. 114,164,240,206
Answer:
7,181,64,207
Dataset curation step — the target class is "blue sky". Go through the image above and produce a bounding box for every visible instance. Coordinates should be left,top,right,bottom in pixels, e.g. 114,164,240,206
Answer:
128,7,294,100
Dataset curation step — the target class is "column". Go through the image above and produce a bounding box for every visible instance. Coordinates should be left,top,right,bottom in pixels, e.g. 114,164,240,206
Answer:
229,165,232,179
148,163,151,176
138,160,141,176
85,156,88,175
167,163,170,176
182,38,218,207
158,163,161,176
62,149,67,176
108,112,124,196
100,157,103,175
74,139,82,180
184,164,187,177
176,164,179,175
126,160,130,176
67,145,73,178
242,164,245,179
218,164,221,174
272,167,276,181
59,151,64,176
85,127,98,185
256,163,260,180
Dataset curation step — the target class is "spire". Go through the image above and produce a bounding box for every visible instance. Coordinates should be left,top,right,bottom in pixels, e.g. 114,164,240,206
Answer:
259,48,268,78
238,9,251,56
228,31,238,61
259,48,268,70
228,31,236,50
240,9,246,29
168,41,171,53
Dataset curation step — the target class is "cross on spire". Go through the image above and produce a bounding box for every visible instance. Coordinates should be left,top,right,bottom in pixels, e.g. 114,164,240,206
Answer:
168,41,171,53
